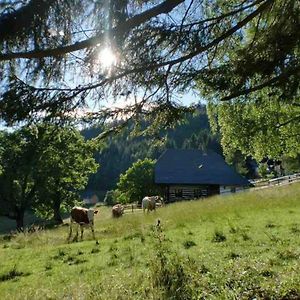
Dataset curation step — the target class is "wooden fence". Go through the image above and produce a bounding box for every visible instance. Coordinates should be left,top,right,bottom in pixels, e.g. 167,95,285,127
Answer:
250,173,300,190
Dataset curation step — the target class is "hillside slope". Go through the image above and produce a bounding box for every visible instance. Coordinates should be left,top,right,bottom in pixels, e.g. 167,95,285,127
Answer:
1,183,300,299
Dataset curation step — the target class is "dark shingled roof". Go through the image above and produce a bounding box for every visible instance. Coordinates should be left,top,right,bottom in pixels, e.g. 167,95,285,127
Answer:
155,149,249,186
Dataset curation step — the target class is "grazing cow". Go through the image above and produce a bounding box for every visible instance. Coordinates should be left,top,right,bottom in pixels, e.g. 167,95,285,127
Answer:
142,196,163,213
112,204,124,218
68,206,98,241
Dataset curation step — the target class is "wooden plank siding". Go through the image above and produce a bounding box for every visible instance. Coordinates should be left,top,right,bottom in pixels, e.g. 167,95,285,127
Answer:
166,185,220,202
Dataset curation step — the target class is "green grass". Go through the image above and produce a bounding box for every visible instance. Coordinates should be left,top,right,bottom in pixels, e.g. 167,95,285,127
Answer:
1,184,300,299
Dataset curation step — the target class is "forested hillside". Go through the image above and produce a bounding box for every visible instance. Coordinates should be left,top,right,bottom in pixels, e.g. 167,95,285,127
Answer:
82,105,222,193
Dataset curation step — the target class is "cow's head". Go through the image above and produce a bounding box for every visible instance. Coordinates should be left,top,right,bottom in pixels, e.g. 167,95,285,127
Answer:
94,210,99,214
87,208,98,223
155,196,164,206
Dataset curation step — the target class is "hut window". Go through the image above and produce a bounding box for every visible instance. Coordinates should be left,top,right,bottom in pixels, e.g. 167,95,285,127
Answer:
175,189,183,198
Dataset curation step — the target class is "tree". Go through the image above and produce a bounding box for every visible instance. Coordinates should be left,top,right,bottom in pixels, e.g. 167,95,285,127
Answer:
282,155,300,174
200,0,300,160
0,128,39,229
0,0,299,163
116,158,159,203
0,124,99,228
207,97,300,161
0,1,298,130
33,125,99,223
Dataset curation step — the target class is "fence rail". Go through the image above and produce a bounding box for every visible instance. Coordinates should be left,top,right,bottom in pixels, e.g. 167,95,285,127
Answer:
251,173,300,190
268,173,300,185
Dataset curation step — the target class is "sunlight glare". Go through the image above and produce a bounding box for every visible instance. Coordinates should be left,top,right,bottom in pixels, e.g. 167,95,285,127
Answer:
98,47,117,70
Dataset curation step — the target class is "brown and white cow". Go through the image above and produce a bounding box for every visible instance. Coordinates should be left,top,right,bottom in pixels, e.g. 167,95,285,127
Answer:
68,206,98,241
142,196,163,213
112,204,124,218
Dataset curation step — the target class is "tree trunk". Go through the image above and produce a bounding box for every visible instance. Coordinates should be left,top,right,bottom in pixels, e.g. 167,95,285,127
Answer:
53,198,63,224
15,209,25,231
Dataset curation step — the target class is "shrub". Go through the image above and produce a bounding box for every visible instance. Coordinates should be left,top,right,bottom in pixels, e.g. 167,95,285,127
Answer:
183,240,197,249
212,230,227,243
149,229,197,300
104,190,118,206
0,266,28,282
227,252,240,260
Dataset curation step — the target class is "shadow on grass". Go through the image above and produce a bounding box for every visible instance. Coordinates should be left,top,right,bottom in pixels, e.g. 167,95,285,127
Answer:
0,211,70,236
0,266,30,282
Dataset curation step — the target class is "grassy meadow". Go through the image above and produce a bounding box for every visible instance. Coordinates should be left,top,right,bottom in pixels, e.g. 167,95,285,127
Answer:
1,183,300,299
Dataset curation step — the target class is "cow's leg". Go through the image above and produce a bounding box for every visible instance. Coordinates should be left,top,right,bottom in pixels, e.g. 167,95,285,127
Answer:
90,224,96,240
68,220,73,240
74,223,79,241
80,225,84,240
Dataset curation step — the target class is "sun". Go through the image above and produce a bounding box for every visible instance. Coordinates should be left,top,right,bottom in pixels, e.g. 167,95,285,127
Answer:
98,47,117,70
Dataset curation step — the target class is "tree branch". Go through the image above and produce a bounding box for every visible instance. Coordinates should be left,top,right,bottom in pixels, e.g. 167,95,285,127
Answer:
0,0,184,60
276,115,300,128
221,64,300,101
178,0,265,29
0,0,57,43
28,0,274,94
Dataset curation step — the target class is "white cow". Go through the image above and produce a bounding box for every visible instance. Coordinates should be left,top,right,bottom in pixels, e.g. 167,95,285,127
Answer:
142,196,163,213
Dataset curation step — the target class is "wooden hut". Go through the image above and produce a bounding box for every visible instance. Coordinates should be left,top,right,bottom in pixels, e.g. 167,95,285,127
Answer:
155,149,249,202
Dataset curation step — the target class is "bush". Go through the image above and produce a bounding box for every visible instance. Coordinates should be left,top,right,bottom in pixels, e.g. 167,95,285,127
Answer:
104,190,118,206
150,229,197,300
116,158,160,203
183,240,197,249
212,230,227,243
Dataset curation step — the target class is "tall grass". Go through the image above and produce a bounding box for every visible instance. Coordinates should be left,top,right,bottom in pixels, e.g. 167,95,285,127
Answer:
0,183,300,299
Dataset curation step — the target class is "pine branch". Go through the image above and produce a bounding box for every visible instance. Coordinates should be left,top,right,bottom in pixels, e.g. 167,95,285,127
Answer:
0,0,57,42
24,0,274,94
221,65,300,101
0,0,184,60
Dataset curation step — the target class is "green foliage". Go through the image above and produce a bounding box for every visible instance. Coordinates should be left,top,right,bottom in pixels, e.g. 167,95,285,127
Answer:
0,124,99,227
0,0,299,165
282,154,300,174
225,150,248,177
207,99,300,161
0,127,40,228
212,230,227,243
258,164,268,178
32,124,99,222
182,240,197,249
104,190,118,206
116,158,159,203
201,1,300,162
0,265,28,282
